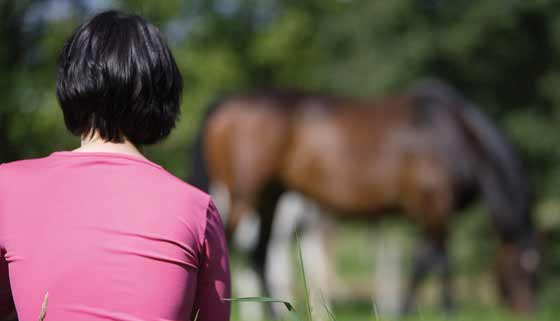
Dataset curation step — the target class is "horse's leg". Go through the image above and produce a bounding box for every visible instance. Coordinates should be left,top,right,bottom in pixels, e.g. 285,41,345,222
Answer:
373,227,404,317
266,191,335,321
399,155,455,314
438,236,453,313
299,200,335,321
252,183,285,319
402,233,438,314
228,194,272,321
267,192,307,316
423,231,455,313
209,182,231,224
401,229,452,314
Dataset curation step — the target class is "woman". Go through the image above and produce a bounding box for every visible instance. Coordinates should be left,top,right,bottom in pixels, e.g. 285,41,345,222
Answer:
0,10,230,321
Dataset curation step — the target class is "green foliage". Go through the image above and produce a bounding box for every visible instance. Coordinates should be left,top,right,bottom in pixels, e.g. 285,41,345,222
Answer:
3,0,559,187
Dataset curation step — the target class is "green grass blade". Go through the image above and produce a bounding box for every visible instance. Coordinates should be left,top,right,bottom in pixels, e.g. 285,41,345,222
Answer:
372,302,379,321
320,290,336,321
296,233,313,321
38,292,48,321
224,297,303,321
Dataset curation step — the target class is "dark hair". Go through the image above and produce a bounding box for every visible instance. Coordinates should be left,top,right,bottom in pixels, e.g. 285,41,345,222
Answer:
56,10,183,146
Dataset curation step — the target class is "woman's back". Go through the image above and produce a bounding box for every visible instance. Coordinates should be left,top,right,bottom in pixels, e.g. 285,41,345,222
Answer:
0,151,230,321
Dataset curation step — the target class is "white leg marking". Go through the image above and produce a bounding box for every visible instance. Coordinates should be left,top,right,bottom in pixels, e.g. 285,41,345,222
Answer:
373,229,404,317
300,205,334,321
235,265,265,321
209,182,230,222
266,192,307,316
210,183,265,320
234,210,260,253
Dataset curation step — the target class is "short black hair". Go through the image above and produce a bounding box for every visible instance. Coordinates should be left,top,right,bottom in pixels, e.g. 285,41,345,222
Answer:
56,10,183,146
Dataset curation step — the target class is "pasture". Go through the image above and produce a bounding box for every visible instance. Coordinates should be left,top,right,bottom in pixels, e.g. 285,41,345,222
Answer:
228,202,560,321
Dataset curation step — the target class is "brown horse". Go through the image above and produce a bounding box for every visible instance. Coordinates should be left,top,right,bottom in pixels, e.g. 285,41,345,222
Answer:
190,80,539,315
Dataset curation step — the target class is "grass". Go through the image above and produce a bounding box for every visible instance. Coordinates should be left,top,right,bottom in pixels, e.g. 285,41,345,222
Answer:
228,219,560,321
296,234,313,321
226,234,310,321
38,292,48,321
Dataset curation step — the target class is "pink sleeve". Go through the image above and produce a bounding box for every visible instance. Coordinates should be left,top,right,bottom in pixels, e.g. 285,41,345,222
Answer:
191,199,231,321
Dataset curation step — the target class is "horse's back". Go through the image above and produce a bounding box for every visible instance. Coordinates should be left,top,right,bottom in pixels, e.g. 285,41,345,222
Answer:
205,87,470,217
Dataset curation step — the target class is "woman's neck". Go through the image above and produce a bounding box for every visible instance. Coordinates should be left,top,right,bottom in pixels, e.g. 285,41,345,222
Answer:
73,131,147,160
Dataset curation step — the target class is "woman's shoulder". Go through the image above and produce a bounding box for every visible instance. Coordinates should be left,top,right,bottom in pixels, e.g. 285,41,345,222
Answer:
0,155,52,180
156,168,210,201
153,168,215,217
0,155,50,168
153,171,222,248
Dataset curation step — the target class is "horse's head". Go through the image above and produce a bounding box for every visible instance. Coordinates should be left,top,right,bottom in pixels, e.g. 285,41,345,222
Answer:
495,235,540,314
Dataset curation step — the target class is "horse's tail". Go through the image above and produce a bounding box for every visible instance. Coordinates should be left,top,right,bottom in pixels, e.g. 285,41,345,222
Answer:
456,98,534,242
188,95,226,192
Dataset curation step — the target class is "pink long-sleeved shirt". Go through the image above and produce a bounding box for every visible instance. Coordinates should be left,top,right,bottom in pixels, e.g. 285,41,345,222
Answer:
0,151,230,321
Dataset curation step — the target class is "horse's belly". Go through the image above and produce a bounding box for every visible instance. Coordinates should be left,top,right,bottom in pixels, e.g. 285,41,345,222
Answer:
283,160,401,214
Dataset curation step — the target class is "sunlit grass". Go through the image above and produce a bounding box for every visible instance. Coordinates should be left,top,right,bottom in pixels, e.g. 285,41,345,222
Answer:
225,234,310,321
227,221,559,321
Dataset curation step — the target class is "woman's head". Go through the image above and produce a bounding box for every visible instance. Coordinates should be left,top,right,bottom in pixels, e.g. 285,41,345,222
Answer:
56,10,183,146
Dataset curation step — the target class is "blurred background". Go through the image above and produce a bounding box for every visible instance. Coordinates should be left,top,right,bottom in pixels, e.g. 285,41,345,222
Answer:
1,0,560,320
